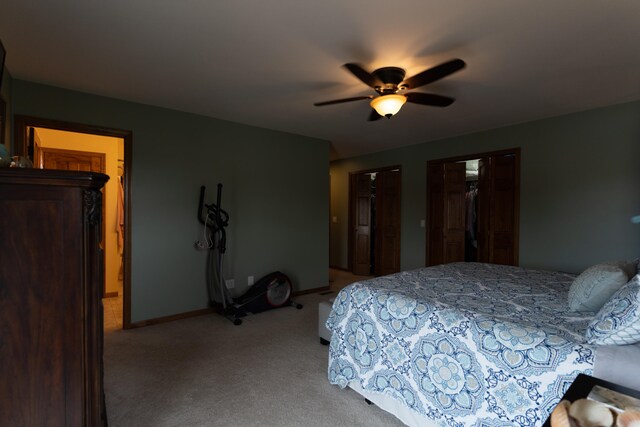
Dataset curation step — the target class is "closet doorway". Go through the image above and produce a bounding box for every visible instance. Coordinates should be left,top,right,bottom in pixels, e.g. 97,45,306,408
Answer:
14,116,132,330
348,166,401,276
426,148,520,266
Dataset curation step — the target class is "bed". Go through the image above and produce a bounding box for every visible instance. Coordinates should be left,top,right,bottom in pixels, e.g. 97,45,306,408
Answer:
326,262,640,427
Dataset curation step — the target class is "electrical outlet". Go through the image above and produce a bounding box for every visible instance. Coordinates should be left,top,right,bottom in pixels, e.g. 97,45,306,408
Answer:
225,279,235,289
248,276,254,286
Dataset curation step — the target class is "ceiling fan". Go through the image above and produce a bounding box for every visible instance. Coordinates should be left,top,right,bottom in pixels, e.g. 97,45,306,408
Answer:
314,58,466,121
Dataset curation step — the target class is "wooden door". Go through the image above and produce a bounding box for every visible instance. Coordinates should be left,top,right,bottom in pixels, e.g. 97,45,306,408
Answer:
37,146,106,173
476,157,491,262
427,149,520,267
352,173,372,275
427,163,445,266
475,154,519,265
36,146,108,290
443,162,466,263
375,169,401,275
426,161,466,265
31,127,42,166
488,154,518,265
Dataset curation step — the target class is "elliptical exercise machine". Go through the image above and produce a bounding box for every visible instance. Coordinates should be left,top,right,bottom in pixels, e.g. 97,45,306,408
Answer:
198,184,302,325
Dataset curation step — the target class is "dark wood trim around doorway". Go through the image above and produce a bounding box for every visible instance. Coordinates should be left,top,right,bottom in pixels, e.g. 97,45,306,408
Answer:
14,115,134,329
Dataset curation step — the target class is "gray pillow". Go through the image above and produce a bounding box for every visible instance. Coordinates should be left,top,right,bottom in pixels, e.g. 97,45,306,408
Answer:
568,261,636,312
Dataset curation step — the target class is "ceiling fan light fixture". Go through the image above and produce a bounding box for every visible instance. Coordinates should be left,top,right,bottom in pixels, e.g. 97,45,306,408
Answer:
370,94,407,118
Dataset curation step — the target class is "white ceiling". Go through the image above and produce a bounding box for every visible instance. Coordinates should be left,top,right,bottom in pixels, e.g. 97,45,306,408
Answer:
1,1,639,160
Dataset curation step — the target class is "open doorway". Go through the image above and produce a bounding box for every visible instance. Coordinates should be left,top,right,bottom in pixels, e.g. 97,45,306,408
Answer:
426,148,520,266
14,116,132,329
348,166,401,277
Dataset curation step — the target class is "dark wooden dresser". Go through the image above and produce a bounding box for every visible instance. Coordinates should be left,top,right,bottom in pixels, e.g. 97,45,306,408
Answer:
0,168,109,426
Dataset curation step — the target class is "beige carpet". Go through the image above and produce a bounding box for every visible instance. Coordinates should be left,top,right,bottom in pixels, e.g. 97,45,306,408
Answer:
104,292,404,426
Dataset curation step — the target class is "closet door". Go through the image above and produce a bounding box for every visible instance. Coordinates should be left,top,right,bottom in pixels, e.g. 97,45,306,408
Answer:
427,163,444,266
443,162,466,263
476,154,519,265
375,169,401,275
476,157,491,262
426,162,466,265
352,173,372,275
427,149,519,267
489,154,518,265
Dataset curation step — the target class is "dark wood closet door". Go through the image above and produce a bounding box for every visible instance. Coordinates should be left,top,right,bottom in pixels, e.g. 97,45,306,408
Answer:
443,162,466,263
476,157,491,263
427,163,444,266
426,161,466,266
427,149,520,267
476,154,519,265
488,154,518,265
352,173,372,275
376,169,401,275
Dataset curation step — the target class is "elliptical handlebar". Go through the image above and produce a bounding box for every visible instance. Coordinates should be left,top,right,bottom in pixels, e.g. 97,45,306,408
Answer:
198,185,229,253
198,183,233,313
198,185,229,228
216,183,223,223
198,186,207,225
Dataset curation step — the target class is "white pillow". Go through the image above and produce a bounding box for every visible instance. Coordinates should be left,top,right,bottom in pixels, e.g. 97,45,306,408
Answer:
585,274,640,345
568,261,635,312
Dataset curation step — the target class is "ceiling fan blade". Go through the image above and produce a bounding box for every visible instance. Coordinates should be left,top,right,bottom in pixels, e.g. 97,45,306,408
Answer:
368,109,383,121
314,96,373,106
405,92,455,107
401,59,466,89
343,63,383,88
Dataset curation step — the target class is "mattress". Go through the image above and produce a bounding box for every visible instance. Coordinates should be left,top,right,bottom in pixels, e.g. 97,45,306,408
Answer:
326,262,603,426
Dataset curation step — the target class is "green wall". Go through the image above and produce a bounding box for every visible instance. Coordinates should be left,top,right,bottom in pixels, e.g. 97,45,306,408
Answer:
330,101,640,274
12,80,329,323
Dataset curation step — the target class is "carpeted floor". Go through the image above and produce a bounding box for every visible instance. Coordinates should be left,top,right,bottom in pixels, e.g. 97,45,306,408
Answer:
104,291,404,426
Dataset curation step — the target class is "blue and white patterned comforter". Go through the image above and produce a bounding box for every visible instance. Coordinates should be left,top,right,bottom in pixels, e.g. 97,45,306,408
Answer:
327,263,595,427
